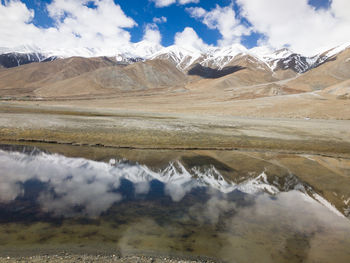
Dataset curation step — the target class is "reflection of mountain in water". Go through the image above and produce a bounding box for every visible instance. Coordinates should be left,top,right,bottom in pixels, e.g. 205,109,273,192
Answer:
0,147,348,218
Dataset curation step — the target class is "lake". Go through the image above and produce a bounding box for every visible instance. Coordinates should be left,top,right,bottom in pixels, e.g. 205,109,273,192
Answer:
0,143,350,262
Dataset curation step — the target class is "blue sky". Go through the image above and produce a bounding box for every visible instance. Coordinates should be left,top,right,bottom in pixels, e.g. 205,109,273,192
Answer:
5,0,332,48
19,0,250,47
0,0,347,55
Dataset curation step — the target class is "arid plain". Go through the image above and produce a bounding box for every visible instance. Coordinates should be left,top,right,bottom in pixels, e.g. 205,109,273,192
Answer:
0,47,350,157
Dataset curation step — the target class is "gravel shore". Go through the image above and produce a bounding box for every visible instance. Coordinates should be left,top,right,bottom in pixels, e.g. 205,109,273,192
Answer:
0,255,217,263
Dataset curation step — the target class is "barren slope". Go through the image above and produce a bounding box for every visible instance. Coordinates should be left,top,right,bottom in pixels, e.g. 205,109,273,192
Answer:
0,58,188,99
285,48,350,92
0,47,349,120
321,79,350,99
0,57,117,97
35,59,188,98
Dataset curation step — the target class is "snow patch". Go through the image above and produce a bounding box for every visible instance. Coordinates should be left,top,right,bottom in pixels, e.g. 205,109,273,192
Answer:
323,42,350,59
2,42,349,72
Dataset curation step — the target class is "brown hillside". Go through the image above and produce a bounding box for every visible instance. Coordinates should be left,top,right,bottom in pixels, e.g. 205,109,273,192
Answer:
34,59,188,98
0,57,117,97
285,48,350,91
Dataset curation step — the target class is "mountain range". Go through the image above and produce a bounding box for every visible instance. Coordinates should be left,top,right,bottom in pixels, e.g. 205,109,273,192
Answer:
0,42,349,108
1,42,349,72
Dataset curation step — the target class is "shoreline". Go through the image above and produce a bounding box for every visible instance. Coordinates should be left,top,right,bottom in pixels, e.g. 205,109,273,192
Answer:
0,252,218,263
2,139,350,159
0,103,350,157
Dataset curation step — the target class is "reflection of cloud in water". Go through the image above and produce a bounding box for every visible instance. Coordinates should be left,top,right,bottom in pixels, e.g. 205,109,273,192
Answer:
0,149,347,218
0,150,240,216
188,191,350,262
1,148,350,262
189,196,237,225
0,150,124,217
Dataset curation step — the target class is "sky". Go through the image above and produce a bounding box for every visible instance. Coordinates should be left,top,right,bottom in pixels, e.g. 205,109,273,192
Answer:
0,0,349,56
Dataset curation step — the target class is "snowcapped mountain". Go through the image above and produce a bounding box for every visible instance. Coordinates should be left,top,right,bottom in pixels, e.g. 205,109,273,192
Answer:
149,45,203,70
0,52,46,68
200,44,249,69
249,48,319,73
275,53,311,73
149,43,350,73
0,42,349,74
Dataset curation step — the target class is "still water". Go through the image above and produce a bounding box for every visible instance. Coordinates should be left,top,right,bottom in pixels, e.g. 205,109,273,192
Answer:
0,144,350,262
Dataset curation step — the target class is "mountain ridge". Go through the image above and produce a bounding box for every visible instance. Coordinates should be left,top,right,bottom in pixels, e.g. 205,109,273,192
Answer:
0,42,349,103
1,42,349,75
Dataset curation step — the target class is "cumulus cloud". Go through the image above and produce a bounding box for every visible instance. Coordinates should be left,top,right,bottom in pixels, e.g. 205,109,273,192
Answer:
143,23,162,45
186,4,251,46
236,0,350,55
153,16,167,24
1,0,349,57
174,27,210,51
151,0,176,7
0,0,137,54
178,0,199,4
0,0,43,48
151,0,199,8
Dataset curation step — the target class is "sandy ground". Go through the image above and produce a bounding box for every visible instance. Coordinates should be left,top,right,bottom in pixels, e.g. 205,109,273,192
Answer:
0,102,350,156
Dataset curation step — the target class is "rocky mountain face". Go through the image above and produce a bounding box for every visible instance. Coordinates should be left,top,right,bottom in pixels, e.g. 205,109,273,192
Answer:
0,57,187,99
1,43,348,74
0,52,45,68
274,53,310,73
0,43,349,100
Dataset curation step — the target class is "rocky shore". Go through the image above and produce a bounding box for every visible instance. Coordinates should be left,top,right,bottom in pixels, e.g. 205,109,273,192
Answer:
0,255,217,263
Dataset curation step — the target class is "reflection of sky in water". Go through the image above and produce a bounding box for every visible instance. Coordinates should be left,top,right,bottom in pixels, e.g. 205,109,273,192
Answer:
0,148,348,218
1,147,350,262
0,148,268,217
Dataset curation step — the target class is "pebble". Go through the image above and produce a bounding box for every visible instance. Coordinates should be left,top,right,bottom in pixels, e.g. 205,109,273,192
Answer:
0,254,218,263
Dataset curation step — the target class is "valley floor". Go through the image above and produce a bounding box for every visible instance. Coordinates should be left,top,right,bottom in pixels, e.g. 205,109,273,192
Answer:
1,99,350,157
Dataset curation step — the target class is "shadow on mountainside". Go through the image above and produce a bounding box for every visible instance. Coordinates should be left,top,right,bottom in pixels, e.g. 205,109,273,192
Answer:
188,64,245,79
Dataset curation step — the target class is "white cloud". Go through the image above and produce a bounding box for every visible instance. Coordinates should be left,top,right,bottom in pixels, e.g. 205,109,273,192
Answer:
143,23,162,45
174,27,210,51
151,0,176,7
47,0,136,49
1,0,349,57
151,0,199,8
186,4,251,46
0,0,43,48
178,0,199,4
236,0,350,55
0,0,137,54
153,16,167,24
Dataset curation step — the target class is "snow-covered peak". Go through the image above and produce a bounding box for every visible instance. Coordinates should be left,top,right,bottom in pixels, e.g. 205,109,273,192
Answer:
270,48,294,59
153,45,203,58
321,42,350,59
248,47,303,72
247,47,293,62
1,41,350,72
150,45,203,70
199,44,249,69
207,43,248,58
298,42,350,72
